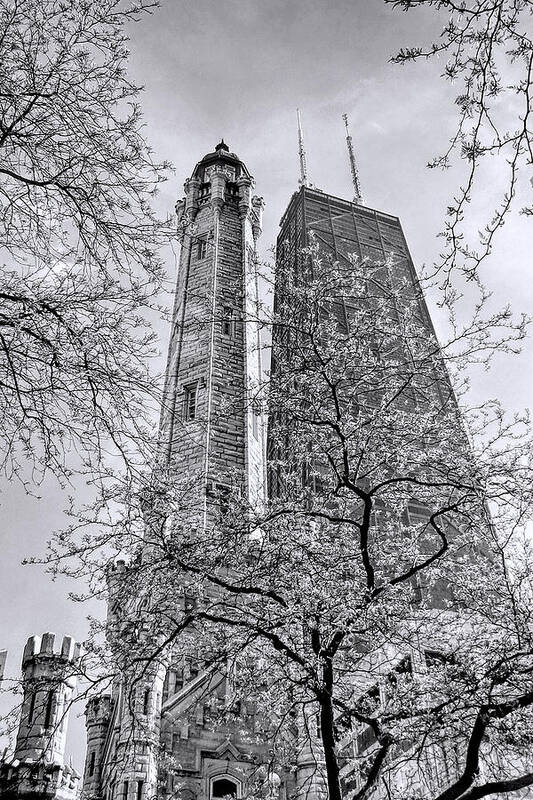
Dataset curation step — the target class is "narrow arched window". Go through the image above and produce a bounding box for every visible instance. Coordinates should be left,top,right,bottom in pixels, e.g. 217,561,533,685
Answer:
89,751,96,777
197,237,208,259
44,690,54,729
183,383,197,421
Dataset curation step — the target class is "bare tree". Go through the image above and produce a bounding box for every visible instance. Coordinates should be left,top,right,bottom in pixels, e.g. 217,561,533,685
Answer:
0,0,170,486
45,242,533,800
385,0,533,283
3,4,533,798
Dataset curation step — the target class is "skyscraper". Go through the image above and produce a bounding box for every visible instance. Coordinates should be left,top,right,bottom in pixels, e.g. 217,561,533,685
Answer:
268,184,464,799
266,178,510,800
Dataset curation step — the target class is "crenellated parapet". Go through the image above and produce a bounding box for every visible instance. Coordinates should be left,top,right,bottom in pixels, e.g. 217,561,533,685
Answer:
0,759,81,800
21,632,80,667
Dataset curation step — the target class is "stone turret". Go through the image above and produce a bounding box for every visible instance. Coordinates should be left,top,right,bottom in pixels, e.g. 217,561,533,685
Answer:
14,633,81,765
0,633,82,800
82,695,112,800
112,657,167,800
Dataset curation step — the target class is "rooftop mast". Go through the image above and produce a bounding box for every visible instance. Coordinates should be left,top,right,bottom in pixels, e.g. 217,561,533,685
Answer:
343,112,363,205
297,108,309,187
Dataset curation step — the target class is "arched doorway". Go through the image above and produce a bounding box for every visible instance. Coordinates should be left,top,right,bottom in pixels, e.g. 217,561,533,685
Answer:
211,777,238,800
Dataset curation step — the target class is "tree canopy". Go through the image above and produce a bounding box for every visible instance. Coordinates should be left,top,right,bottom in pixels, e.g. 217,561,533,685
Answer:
0,0,170,486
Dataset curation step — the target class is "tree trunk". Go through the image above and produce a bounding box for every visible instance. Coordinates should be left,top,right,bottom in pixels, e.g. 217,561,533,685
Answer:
319,658,342,800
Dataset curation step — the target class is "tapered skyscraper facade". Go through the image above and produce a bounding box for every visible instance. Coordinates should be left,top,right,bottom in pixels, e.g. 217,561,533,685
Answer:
269,186,478,799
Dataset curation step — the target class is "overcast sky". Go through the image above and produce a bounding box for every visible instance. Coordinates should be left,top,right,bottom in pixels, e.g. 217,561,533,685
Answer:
1,0,532,767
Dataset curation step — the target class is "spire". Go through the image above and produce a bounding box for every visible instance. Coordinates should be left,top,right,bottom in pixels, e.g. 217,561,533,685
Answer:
342,113,363,205
296,109,309,187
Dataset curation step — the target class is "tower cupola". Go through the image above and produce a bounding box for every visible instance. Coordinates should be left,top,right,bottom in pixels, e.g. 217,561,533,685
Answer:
191,141,253,183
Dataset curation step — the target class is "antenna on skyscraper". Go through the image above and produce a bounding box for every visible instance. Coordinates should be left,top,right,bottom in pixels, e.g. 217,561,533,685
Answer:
297,109,309,187
343,113,363,205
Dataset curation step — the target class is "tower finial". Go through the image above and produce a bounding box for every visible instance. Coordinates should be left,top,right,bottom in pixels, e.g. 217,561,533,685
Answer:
296,109,309,188
343,113,363,205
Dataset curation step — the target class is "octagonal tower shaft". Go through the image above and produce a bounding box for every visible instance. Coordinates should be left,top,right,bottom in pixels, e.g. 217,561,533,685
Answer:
159,142,266,519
